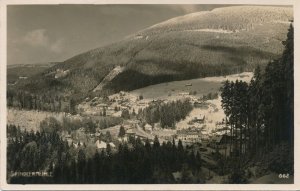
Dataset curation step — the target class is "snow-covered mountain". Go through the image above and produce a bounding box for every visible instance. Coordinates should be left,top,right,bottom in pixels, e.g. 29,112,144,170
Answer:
16,6,293,96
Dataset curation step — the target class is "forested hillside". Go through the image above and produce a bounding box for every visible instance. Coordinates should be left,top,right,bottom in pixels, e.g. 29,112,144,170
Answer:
8,126,203,184
8,6,292,109
6,20,294,185
219,22,294,182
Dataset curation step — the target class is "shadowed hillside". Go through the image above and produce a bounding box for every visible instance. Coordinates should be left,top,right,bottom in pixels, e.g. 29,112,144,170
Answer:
12,6,292,98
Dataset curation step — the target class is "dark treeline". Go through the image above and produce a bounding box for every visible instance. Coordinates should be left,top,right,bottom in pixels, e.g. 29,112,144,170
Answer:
7,90,76,114
137,99,193,128
38,115,122,135
220,23,294,179
106,60,255,93
53,137,203,184
201,92,219,101
7,125,67,173
8,125,204,184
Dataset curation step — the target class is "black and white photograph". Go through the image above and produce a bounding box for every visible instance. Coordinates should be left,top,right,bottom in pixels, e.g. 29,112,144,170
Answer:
0,0,299,190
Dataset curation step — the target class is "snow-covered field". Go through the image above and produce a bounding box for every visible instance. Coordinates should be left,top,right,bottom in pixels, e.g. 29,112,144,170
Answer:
8,72,253,133
176,97,225,133
130,72,253,133
7,109,66,131
186,28,235,33
130,72,253,100
201,72,253,83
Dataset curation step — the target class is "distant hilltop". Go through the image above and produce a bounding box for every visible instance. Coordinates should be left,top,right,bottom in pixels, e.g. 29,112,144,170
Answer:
14,6,293,97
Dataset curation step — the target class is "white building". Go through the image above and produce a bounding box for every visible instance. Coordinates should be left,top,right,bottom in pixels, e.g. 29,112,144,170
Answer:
144,124,152,132
95,140,107,149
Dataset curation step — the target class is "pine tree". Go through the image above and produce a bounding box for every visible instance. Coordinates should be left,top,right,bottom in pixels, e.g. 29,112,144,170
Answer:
118,126,126,137
153,136,160,149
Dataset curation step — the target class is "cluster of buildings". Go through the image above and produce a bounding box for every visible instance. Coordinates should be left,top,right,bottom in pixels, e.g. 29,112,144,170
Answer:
176,129,202,143
54,69,70,79
66,91,232,153
189,115,206,124
78,91,148,117
60,116,233,156
95,140,116,150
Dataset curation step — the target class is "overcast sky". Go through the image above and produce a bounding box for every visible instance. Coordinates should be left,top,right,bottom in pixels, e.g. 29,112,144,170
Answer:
8,4,240,65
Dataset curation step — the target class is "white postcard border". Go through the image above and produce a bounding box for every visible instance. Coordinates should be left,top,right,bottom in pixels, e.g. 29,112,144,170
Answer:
0,0,299,190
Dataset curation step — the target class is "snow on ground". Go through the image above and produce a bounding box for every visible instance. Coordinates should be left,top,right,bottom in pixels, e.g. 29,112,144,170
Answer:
93,66,124,92
7,109,67,131
174,72,252,132
130,72,253,133
64,72,253,135
99,125,121,138
272,20,292,24
201,72,253,83
186,28,235,33
130,72,253,100
176,97,224,133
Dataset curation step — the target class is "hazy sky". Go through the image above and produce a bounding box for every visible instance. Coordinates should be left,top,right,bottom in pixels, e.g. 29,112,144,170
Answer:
7,4,238,65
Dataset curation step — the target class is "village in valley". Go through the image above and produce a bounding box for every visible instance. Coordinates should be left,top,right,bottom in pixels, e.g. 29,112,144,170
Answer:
7,72,261,182
73,90,226,150
66,73,251,152
53,74,252,165
6,64,294,184
5,4,294,185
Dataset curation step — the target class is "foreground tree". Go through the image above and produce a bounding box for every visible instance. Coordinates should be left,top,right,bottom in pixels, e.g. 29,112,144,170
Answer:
220,23,294,181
